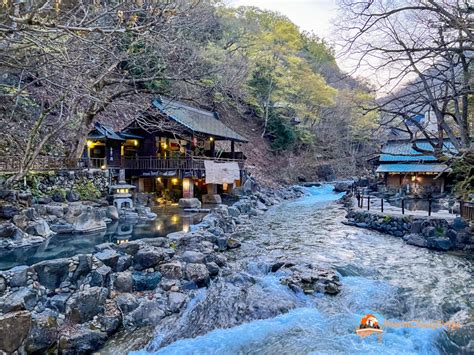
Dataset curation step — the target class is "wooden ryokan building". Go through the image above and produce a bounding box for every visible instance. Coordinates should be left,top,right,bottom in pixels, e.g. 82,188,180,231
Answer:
82,98,248,203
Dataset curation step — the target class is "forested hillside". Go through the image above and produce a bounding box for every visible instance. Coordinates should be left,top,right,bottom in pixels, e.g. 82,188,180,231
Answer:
0,1,379,184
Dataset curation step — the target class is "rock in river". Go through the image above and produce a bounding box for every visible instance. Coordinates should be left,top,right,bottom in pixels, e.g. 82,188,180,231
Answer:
0,311,31,353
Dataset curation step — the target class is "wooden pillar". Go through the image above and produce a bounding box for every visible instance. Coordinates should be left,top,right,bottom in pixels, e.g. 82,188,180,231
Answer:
207,183,217,195
183,178,194,198
210,139,215,158
231,140,235,159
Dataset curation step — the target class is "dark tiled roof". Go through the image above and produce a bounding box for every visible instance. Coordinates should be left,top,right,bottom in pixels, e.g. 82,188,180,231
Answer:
152,98,248,142
376,163,451,173
379,139,457,162
88,123,125,141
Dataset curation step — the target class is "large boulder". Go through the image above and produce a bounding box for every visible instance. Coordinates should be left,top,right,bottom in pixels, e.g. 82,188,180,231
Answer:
132,272,162,291
0,311,31,353
182,251,206,264
26,218,54,237
66,287,108,323
94,249,120,270
428,237,453,251
333,182,350,193
133,247,167,270
115,293,139,314
403,233,428,248
0,288,38,313
158,261,184,279
168,292,187,313
72,206,106,233
25,309,59,354
33,258,70,290
125,298,166,327
9,265,29,287
89,265,112,287
0,204,20,219
113,272,133,292
178,198,202,209
58,326,108,355
106,206,119,220
0,222,17,238
185,263,210,287
202,194,222,204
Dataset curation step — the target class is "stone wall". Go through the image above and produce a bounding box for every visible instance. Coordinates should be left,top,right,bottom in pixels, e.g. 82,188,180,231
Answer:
0,170,109,204
345,210,473,251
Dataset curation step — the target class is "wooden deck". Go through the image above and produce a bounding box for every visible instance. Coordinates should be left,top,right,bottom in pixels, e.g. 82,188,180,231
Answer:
0,155,245,173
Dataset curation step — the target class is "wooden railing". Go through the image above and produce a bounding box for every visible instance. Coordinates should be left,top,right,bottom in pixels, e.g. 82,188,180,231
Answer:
460,201,474,221
0,155,245,172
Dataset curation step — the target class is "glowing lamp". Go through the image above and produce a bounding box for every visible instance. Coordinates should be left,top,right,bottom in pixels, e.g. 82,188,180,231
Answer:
100,164,107,170
223,183,228,191
209,137,214,142
133,139,138,146
171,178,178,185
86,140,93,148
411,176,416,182
171,214,179,224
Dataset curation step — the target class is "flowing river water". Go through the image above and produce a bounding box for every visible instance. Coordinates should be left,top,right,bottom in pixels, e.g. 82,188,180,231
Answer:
106,185,473,354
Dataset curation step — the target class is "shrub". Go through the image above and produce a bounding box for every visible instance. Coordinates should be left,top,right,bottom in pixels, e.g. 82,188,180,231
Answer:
74,181,101,200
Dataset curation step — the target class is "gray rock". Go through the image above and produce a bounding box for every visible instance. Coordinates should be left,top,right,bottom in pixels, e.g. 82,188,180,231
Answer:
0,204,20,219
66,287,108,323
116,242,141,256
94,249,120,270
134,247,167,271
182,250,206,264
90,265,111,287
168,292,187,313
333,182,350,192
0,288,38,313
206,262,220,277
50,222,74,234
227,206,240,217
132,272,162,291
0,222,16,238
33,258,70,290
25,308,59,354
125,299,165,327
115,293,139,314
66,190,81,202
26,218,53,237
178,198,202,209
71,254,92,283
403,233,428,248
72,206,107,233
58,326,107,355
51,191,65,203
9,265,29,287
428,237,453,251
100,314,121,336
185,263,210,287
47,293,70,313
0,275,6,295
114,272,133,292
116,254,133,272
12,214,28,229
0,311,31,353
202,194,222,204
45,204,65,218
158,261,183,279
106,206,119,220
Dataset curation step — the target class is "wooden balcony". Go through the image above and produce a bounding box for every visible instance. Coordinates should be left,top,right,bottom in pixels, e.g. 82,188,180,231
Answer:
0,155,245,174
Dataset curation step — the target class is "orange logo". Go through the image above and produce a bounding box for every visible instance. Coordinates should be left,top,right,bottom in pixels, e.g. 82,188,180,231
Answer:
356,314,383,341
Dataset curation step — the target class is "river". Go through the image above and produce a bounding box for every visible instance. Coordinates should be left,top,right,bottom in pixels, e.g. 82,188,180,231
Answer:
108,185,473,354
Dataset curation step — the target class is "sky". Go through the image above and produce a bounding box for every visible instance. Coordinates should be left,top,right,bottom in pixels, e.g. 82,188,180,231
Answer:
229,0,338,40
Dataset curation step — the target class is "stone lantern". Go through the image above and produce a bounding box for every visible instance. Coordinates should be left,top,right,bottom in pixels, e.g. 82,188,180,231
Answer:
109,182,136,210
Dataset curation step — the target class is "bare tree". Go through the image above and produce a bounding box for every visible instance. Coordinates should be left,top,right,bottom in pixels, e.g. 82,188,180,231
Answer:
336,0,473,158
0,0,221,183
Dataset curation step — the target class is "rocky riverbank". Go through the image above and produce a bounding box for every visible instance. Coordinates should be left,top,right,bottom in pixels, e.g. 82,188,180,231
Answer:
0,185,342,354
340,194,474,252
